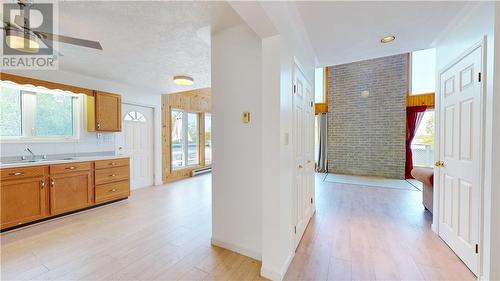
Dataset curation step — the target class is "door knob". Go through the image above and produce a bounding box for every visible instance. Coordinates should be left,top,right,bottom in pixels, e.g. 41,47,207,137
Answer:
298,165,303,169
435,161,445,167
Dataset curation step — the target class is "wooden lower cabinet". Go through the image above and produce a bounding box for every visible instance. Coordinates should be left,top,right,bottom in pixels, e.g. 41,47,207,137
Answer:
1,175,48,229
0,157,130,230
50,170,93,216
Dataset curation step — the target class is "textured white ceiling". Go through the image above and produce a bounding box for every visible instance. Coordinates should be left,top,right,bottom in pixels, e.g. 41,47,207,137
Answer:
294,1,471,66
53,1,241,95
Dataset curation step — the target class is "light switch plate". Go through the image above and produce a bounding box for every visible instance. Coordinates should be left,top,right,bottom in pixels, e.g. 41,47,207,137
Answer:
242,112,250,123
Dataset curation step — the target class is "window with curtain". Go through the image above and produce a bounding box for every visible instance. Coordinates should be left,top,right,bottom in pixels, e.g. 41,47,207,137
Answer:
0,83,80,140
171,109,199,169
204,113,212,165
410,48,436,95
411,110,435,168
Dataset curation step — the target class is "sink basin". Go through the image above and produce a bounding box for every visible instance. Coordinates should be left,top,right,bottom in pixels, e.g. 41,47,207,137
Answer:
0,157,77,166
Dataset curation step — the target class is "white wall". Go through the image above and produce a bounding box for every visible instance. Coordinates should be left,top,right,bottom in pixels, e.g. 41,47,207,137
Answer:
1,69,163,186
211,24,263,259
434,2,498,279
214,3,316,280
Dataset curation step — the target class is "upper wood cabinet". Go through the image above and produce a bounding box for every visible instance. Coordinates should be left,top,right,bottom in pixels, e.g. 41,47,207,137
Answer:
88,91,122,132
0,166,48,229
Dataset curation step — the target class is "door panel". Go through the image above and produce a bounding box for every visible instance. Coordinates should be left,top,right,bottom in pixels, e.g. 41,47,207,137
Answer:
438,45,482,276
116,104,154,189
1,177,47,229
292,63,315,249
50,171,93,215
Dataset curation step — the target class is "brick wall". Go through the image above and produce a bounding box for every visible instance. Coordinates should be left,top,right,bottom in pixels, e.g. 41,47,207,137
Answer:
327,54,407,179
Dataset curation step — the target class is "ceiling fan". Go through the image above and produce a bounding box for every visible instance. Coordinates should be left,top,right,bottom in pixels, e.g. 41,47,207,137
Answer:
2,0,102,54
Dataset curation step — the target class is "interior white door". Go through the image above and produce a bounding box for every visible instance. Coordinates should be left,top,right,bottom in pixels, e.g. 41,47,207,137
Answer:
292,63,315,249
304,75,315,218
116,103,154,189
438,45,482,276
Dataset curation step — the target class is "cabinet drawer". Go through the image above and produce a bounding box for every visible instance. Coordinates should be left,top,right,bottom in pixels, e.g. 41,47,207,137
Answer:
95,180,129,203
1,166,47,181
95,166,129,185
95,158,129,170
50,162,91,174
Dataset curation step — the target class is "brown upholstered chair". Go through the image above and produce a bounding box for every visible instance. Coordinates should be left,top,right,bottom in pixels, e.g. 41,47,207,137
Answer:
411,167,434,213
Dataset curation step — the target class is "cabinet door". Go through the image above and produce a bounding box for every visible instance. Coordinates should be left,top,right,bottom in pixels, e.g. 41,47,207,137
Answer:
95,91,122,131
50,171,93,215
1,176,47,229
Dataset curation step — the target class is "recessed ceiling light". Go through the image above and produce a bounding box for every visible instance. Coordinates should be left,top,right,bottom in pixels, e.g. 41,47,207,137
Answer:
381,35,396,44
173,75,194,86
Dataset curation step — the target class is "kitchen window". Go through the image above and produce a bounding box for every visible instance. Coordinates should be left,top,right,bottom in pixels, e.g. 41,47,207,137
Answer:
171,109,199,169
0,83,81,141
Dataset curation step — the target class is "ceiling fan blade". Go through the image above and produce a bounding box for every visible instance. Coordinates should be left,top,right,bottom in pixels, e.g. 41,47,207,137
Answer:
34,31,102,50
39,38,64,57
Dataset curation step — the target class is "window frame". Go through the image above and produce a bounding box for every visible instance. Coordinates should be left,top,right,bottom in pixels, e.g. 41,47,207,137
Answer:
0,83,82,143
409,48,437,96
170,108,200,170
204,113,212,165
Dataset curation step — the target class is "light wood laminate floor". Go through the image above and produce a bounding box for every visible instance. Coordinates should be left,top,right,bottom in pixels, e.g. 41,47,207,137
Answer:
2,173,475,281
1,174,265,281
284,174,476,281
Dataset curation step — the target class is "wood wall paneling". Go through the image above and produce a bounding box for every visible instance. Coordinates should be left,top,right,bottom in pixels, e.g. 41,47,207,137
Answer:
407,93,435,107
162,88,211,182
0,72,94,96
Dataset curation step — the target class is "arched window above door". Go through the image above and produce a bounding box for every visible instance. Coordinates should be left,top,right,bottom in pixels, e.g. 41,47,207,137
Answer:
124,111,146,122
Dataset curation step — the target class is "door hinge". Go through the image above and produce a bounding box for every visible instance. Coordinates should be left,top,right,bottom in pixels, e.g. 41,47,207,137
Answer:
311,197,313,204
475,244,479,254
293,85,296,93
478,72,482,82
310,101,313,107
294,226,297,234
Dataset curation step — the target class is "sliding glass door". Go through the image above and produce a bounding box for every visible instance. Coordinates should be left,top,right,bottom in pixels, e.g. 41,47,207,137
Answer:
171,109,199,169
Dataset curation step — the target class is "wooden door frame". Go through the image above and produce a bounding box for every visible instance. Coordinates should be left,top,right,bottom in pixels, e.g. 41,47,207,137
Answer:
119,101,156,188
434,38,487,276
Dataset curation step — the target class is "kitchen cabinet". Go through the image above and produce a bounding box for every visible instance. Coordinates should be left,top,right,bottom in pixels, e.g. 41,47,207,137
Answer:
49,162,93,215
87,91,122,132
0,157,130,230
94,158,130,203
0,166,48,229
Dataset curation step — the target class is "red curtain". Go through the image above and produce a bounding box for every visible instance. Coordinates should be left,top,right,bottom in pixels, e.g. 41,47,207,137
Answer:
406,106,427,179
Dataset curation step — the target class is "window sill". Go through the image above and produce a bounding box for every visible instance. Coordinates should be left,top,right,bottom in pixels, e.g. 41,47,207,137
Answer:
0,138,81,144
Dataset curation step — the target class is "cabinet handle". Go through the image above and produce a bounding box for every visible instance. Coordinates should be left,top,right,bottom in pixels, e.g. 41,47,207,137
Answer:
97,122,101,129
110,162,117,166
110,188,117,192
110,174,116,177
40,180,45,189
51,178,55,188
65,166,76,170
9,172,24,176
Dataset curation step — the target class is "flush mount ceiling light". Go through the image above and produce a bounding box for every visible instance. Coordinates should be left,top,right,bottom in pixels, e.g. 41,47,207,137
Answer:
380,35,396,44
361,90,370,98
5,29,40,53
173,75,194,86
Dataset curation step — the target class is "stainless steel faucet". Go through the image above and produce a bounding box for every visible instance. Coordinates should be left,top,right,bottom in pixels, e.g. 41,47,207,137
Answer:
25,147,36,161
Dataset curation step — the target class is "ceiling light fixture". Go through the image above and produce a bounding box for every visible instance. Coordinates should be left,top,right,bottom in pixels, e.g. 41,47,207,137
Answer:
380,35,396,44
173,75,194,86
5,29,40,53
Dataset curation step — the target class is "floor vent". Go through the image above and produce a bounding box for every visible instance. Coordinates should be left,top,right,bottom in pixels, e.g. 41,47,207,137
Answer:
192,167,211,176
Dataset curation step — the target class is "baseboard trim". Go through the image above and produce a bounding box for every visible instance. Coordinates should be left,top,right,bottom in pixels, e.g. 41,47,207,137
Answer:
260,251,295,281
211,238,261,261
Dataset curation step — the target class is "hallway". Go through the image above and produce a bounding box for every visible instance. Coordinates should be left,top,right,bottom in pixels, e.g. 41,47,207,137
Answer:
284,174,476,280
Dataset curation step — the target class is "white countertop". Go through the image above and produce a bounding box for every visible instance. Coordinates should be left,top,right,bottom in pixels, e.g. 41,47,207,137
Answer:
0,155,130,169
